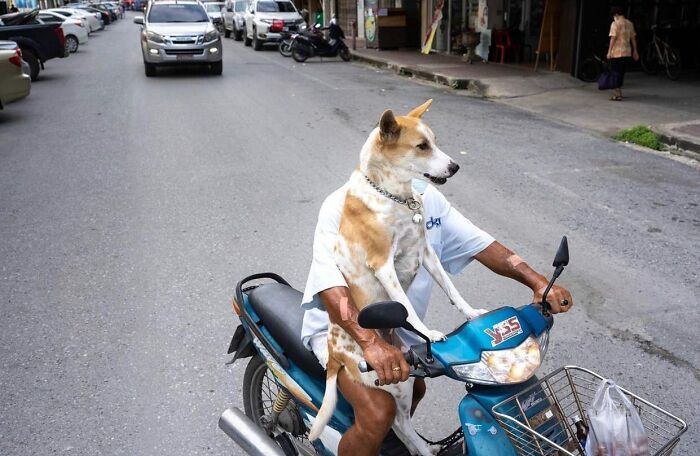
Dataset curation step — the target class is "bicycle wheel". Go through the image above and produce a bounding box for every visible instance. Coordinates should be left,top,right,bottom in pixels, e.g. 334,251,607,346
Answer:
579,58,602,82
640,41,659,75
664,47,682,80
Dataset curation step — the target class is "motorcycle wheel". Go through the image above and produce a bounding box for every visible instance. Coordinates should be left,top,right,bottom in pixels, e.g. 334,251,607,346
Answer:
279,40,293,57
291,44,309,63
242,355,315,454
339,46,351,62
578,57,601,83
664,47,682,80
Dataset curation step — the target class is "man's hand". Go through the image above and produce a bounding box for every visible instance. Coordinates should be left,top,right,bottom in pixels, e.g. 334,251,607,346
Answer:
534,283,573,314
363,338,409,386
632,50,639,61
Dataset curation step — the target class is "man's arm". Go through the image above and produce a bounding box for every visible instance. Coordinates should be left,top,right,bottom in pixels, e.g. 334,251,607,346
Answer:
474,241,573,313
319,286,409,386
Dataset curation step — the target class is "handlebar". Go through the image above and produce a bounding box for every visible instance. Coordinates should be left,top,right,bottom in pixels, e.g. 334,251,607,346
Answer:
358,351,415,373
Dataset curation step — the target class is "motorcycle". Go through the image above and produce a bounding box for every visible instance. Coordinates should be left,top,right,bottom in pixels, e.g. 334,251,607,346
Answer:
220,237,687,456
290,21,351,63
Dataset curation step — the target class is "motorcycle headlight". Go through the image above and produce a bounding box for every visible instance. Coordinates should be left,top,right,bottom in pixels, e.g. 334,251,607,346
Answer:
452,336,546,385
204,29,219,42
146,30,164,43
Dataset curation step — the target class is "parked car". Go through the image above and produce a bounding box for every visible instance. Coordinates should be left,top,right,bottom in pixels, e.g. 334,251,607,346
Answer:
73,5,111,25
243,0,304,51
36,12,88,53
0,40,31,109
89,3,117,22
204,2,224,32
50,7,104,32
222,0,247,40
134,0,222,77
0,10,67,81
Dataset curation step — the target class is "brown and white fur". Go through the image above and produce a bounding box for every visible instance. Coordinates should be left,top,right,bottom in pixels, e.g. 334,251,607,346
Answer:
308,100,483,455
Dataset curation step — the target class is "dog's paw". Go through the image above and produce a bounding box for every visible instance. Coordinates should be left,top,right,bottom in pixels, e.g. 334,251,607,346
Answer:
426,329,447,342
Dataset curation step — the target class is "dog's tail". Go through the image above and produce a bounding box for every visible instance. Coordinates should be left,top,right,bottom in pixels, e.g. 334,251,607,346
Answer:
308,361,341,442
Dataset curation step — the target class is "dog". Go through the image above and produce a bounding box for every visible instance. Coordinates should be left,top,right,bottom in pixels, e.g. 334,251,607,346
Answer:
308,100,482,455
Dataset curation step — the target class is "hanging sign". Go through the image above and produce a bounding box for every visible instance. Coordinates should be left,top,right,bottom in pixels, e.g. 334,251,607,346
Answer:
421,0,444,54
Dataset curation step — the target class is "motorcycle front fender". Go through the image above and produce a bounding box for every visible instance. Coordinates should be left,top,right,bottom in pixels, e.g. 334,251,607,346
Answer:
458,395,517,456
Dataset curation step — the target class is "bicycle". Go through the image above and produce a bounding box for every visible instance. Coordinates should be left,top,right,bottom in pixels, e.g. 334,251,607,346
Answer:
578,52,607,83
640,25,681,80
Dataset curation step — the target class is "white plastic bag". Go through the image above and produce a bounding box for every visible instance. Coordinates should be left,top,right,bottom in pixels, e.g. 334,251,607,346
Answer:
585,379,650,456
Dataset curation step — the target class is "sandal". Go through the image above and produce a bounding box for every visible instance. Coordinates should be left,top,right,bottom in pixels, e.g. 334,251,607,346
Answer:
609,95,623,101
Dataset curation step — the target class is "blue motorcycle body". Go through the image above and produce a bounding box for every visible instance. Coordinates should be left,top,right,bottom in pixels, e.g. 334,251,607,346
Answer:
229,273,566,455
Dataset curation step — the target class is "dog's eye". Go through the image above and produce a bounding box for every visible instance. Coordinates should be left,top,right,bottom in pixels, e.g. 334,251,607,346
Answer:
417,142,430,150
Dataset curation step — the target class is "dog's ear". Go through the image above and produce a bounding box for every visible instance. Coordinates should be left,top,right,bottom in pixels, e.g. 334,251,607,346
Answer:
379,109,401,142
407,99,433,118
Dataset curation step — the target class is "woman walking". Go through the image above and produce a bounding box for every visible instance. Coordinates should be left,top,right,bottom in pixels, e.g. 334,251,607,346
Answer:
607,7,639,101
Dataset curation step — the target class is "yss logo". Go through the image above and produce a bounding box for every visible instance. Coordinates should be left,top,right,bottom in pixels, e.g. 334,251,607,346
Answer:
426,217,441,230
484,316,523,347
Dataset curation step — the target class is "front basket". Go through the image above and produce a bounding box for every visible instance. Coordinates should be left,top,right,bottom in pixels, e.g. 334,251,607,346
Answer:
491,366,687,456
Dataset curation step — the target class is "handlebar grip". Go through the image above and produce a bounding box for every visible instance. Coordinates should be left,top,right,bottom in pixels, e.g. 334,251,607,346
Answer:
358,352,414,374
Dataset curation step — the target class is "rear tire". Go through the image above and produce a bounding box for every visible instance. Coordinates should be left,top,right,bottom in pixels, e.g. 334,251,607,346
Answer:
253,28,262,51
65,35,79,53
339,46,351,62
578,57,602,82
210,60,223,75
22,48,40,81
144,62,157,77
291,44,308,62
640,42,659,75
235,28,243,41
224,27,231,38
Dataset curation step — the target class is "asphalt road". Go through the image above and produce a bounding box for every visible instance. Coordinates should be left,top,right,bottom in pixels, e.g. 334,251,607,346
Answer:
1,13,698,456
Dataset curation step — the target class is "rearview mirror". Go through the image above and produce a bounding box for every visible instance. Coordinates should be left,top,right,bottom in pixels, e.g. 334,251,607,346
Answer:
358,301,408,330
552,236,569,268
133,15,143,24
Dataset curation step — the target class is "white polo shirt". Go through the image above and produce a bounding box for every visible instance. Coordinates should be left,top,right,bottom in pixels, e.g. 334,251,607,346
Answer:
301,181,495,349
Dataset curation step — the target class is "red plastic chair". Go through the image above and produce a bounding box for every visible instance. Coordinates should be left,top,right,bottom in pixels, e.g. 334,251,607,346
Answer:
493,29,513,64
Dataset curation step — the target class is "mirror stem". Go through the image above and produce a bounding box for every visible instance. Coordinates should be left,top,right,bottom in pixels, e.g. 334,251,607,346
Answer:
540,265,564,316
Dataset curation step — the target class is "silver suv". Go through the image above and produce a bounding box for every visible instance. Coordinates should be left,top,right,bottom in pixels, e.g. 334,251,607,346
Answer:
134,0,223,77
244,0,304,51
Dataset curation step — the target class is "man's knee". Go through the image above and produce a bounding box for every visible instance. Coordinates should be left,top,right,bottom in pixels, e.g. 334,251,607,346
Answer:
355,392,396,438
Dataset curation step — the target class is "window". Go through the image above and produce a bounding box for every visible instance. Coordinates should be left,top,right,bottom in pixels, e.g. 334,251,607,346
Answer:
256,1,296,12
205,3,224,12
39,14,63,22
148,4,209,22
235,0,247,11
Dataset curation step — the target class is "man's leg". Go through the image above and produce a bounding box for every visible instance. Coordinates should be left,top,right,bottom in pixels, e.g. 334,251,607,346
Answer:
337,367,396,456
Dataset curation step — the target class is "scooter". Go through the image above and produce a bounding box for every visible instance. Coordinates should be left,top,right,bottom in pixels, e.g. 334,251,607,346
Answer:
220,237,687,456
290,21,351,63
279,24,315,58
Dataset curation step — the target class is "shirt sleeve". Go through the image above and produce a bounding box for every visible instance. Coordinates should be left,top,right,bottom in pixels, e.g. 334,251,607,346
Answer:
301,190,347,309
427,188,495,274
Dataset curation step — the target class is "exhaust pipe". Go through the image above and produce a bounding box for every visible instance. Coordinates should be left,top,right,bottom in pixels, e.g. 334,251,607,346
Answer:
218,408,286,456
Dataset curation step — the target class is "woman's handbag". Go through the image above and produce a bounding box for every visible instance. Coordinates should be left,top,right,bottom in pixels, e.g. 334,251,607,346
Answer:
598,70,620,90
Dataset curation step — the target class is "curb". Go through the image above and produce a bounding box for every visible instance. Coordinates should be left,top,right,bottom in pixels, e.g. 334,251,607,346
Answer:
350,51,480,94
653,123,700,161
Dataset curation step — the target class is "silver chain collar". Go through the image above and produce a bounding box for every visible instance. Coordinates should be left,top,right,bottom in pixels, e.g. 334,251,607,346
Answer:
363,175,423,215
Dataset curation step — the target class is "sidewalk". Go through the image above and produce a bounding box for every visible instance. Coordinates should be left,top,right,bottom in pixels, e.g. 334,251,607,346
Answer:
350,46,700,159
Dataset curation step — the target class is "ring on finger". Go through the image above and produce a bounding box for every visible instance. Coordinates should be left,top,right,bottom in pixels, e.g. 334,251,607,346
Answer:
392,366,401,372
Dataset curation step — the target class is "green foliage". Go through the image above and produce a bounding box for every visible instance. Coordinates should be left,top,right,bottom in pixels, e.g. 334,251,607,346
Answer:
613,125,663,150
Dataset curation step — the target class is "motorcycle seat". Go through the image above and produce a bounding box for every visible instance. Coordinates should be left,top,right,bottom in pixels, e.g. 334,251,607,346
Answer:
248,283,326,379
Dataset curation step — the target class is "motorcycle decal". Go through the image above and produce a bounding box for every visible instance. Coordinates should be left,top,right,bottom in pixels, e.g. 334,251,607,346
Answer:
484,316,522,347
251,337,319,412
520,390,545,412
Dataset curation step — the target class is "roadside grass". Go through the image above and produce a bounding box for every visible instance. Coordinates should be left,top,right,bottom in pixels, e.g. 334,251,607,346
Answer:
613,125,663,150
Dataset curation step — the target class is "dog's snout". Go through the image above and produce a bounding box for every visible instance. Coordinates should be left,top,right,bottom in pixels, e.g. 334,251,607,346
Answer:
447,162,460,176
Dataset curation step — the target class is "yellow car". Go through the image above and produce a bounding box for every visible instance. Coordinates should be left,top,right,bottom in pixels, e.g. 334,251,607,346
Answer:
0,41,31,110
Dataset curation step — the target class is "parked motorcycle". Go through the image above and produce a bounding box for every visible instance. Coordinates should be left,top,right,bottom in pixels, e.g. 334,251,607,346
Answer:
220,237,687,455
290,21,351,63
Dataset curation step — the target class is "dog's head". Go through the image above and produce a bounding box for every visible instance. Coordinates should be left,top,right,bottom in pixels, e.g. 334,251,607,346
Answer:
363,99,459,186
